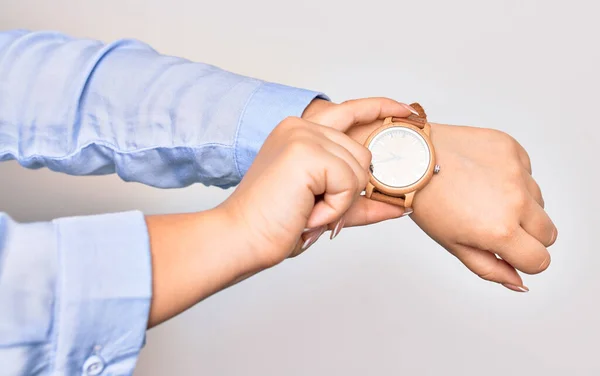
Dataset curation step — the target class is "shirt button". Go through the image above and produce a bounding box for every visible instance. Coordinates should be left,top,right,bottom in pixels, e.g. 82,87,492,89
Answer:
82,355,105,375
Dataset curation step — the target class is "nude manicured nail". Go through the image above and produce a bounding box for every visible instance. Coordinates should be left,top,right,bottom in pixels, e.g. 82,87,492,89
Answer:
303,227,320,233
330,217,345,240
502,283,530,293
402,103,420,116
401,208,413,217
301,226,326,251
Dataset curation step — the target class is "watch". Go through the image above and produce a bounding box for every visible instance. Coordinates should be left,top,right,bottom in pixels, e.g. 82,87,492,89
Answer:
363,103,440,210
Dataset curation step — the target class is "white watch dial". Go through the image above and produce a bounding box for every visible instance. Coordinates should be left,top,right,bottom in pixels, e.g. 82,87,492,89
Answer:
367,126,431,188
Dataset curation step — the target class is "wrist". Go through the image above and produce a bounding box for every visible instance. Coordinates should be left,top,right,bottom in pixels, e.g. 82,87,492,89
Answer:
209,205,274,272
216,200,285,270
146,208,266,327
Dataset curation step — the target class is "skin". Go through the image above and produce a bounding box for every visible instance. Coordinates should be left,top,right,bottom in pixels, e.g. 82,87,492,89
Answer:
339,100,557,292
145,97,557,328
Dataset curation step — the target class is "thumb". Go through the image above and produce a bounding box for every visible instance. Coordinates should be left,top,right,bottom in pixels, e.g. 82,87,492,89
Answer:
308,97,417,132
452,244,529,292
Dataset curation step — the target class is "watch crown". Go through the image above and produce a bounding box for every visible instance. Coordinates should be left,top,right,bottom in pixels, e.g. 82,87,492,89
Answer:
434,165,441,174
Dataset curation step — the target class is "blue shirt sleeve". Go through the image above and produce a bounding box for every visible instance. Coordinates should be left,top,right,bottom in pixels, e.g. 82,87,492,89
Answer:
0,30,328,375
0,211,151,375
0,29,326,188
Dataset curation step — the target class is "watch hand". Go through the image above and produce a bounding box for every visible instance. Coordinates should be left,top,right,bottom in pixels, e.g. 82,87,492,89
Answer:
372,156,396,164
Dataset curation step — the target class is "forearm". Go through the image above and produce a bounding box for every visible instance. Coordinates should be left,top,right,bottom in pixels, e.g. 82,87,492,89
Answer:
145,208,265,327
0,30,325,188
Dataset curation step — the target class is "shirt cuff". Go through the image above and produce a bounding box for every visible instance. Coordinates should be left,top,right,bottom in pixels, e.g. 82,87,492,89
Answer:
52,211,151,375
234,81,329,177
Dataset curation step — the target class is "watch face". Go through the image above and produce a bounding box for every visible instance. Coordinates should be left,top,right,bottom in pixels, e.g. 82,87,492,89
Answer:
367,126,431,188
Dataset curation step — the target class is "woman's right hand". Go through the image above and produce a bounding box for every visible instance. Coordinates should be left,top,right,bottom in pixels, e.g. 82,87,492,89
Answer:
147,98,413,326
220,98,413,268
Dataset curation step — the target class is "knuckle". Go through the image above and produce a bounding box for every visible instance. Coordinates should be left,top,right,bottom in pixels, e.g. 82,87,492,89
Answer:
359,147,373,168
530,179,543,197
484,127,507,140
490,223,518,243
509,188,529,212
521,149,532,164
277,116,303,133
505,161,524,180
286,139,315,157
490,129,521,155
349,173,363,196
282,115,301,126
476,268,497,282
338,100,358,123
498,130,518,148
501,175,527,210
538,196,546,208
358,179,367,194
360,169,369,187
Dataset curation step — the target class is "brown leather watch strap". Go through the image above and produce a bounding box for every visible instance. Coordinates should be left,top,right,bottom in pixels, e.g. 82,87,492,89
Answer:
370,102,428,209
385,102,427,129
370,191,406,206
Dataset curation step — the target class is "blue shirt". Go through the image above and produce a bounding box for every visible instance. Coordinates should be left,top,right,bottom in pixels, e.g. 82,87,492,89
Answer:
0,30,325,375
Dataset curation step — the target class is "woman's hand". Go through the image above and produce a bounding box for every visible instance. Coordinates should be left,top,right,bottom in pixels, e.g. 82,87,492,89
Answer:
220,98,415,267
345,119,557,292
413,124,557,292
146,97,413,327
301,99,419,229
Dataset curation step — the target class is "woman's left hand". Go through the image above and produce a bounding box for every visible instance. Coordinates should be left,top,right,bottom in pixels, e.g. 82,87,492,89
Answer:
306,99,557,292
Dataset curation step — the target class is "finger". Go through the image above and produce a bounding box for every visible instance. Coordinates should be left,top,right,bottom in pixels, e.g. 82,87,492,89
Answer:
325,196,407,229
452,243,526,289
513,139,532,174
305,151,361,228
320,125,373,171
320,139,369,192
521,199,557,247
325,198,409,240
492,227,551,275
290,225,327,258
523,171,544,208
309,97,414,132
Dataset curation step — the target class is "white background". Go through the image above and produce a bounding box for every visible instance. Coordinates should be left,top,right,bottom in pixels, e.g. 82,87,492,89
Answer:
1,0,598,375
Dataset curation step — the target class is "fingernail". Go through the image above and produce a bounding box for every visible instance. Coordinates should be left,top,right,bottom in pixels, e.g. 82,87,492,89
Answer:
303,227,320,233
502,283,530,293
402,103,420,116
301,226,326,251
330,217,345,240
401,208,413,217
